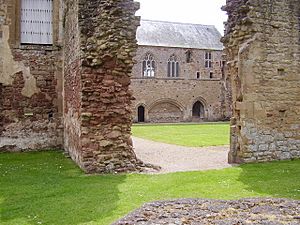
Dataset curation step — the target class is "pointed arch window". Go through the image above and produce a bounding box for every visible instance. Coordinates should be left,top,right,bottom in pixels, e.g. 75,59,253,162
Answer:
167,55,179,78
142,53,155,77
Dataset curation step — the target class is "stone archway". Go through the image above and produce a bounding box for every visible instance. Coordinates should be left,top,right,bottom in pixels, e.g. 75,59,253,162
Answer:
192,101,205,119
148,99,184,123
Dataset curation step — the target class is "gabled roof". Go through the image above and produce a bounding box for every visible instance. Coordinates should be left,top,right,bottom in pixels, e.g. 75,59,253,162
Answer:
136,20,223,50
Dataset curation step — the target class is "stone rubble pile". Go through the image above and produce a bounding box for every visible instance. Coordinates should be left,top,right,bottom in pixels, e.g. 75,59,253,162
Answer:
113,198,300,225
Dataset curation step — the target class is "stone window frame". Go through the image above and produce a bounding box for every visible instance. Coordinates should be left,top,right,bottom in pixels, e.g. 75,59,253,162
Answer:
167,54,179,78
205,51,213,68
142,52,156,78
9,0,60,47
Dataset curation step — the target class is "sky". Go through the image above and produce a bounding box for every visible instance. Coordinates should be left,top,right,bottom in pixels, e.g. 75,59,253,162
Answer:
136,0,227,34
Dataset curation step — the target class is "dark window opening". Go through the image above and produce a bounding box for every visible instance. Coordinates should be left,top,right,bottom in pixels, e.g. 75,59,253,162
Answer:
48,110,54,121
186,50,192,63
209,72,213,79
196,72,200,79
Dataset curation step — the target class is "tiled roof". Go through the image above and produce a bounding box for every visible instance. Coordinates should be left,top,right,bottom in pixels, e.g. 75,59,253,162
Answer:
137,20,223,50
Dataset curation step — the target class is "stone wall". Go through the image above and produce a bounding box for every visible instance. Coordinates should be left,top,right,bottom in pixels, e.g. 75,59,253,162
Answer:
63,0,151,173
222,0,300,163
131,46,229,122
63,0,83,165
0,0,63,151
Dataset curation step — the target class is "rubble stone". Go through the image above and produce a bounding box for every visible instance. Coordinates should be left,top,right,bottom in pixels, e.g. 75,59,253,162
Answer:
113,198,300,225
222,0,300,163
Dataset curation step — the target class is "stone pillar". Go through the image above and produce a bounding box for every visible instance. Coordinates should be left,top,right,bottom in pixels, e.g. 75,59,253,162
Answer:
63,0,152,173
222,0,300,163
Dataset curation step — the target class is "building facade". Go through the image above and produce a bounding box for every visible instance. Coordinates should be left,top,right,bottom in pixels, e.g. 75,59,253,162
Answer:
131,20,230,123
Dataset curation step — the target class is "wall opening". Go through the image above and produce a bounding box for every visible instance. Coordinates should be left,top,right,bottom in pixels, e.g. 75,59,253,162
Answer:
192,101,205,118
138,105,145,122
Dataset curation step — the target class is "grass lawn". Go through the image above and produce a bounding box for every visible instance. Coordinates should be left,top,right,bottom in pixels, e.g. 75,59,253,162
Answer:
132,123,230,147
1,151,300,225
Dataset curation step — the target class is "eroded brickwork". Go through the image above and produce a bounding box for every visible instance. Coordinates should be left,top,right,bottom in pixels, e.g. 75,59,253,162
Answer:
223,0,300,162
0,0,63,151
63,0,156,173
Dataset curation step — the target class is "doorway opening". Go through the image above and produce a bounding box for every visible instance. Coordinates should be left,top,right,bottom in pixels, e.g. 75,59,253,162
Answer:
192,101,205,119
138,105,145,122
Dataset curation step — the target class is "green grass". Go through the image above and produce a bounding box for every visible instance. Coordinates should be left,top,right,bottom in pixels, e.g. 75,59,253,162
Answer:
132,123,230,147
1,151,300,225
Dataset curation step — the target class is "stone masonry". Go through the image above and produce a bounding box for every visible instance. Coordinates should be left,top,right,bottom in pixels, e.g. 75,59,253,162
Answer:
131,45,230,123
1,0,299,172
222,0,300,163
63,0,154,173
0,0,63,151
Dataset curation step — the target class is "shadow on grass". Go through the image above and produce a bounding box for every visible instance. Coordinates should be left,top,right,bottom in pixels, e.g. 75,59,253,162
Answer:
1,151,299,225
0,151,126,225
238,159,300,199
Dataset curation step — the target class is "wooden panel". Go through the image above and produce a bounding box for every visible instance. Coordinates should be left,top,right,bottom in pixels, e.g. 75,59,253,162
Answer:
20,0,53,44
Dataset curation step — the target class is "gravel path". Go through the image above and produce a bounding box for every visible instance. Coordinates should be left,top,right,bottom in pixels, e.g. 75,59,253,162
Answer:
132,137,232,174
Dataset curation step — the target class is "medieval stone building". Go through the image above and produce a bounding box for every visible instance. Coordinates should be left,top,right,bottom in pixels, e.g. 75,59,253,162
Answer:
131,20,230,123
0,0,299,173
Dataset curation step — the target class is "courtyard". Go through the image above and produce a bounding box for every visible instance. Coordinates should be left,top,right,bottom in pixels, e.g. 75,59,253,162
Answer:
132,123,231,173
0,0,299,224
1,123,300,224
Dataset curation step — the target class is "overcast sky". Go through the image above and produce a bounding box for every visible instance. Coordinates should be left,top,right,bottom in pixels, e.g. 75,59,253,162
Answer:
136,0,227,35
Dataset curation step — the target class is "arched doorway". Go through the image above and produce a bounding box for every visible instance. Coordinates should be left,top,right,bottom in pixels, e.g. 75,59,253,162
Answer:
192,101,205,119
138,105,145,122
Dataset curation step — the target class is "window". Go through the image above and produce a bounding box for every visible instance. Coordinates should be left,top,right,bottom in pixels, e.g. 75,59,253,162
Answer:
209,72,213,79
196,72,200,79
186,50,192,63
167,55,179,77
142,53,155,77
21,0,53,44
205,51,213,68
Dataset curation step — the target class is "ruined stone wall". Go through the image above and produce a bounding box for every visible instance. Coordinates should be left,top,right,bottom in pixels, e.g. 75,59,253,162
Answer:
223,0,300,163
0,0,63,151
131,46,228,122
63,0,150,173
63,0,83,166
